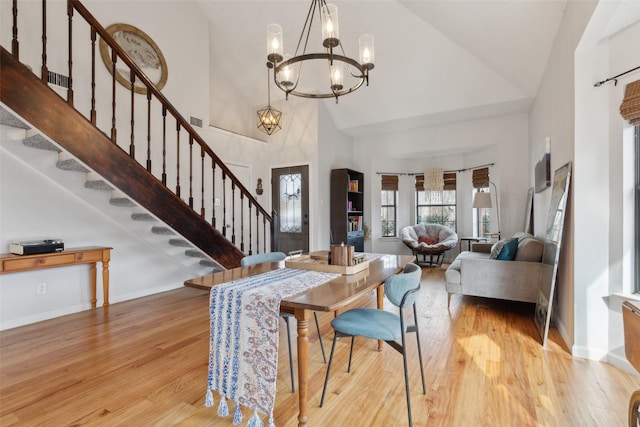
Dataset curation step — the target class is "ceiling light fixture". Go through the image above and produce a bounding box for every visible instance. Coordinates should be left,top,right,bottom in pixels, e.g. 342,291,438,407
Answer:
257,68,282,135
424,168,444,192
266,0,374,103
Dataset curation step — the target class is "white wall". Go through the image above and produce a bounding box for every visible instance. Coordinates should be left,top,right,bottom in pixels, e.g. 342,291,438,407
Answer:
0,0,214,330
354,112,530,259
530,0,640,375
529,0,597,353
574,6,640,373
0,144,198,330
318,102,355,251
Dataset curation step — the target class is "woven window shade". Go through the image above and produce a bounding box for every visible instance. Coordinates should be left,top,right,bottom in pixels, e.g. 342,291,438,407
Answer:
620,80,640,126
381,175,399,191
472,167,490,189
443,172,456,191
415,173,456,191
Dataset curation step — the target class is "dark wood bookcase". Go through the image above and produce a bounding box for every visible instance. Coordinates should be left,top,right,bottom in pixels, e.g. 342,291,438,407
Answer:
330,168,364,251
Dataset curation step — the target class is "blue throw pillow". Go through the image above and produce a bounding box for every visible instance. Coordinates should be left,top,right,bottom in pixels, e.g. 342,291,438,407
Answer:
496,237,518,260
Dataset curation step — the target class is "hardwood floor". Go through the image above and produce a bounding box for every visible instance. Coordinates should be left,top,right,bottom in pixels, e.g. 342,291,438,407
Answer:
1,267,638,426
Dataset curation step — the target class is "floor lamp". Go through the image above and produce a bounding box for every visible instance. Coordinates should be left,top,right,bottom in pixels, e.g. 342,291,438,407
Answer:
472,182,501,239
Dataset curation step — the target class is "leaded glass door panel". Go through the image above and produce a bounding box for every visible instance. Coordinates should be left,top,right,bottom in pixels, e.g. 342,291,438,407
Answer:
271,165,309,253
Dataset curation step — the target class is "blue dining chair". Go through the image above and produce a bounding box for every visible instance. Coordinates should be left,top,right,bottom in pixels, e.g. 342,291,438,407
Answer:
319,262,426,427
240,252,327,393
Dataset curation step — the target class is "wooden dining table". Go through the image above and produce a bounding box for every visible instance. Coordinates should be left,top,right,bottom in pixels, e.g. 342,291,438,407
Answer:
184,253,415,427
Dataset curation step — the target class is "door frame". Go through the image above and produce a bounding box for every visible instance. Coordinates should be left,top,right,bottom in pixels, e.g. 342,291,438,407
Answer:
270,161,314,252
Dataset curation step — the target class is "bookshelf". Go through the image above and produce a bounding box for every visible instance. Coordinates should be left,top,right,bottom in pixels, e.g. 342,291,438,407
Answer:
330,168,364,251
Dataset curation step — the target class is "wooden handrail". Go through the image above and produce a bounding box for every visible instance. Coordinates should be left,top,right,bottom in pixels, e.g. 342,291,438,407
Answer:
68,0,271,221
3,0,276,265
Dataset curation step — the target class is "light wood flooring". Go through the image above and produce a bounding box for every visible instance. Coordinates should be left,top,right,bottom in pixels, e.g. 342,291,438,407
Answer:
1,267,638,426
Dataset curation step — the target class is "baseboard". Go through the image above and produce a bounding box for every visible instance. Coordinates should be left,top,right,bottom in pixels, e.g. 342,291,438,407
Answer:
0,282,183,331
554,316,574,352
608,351,640,376
571,344,609,361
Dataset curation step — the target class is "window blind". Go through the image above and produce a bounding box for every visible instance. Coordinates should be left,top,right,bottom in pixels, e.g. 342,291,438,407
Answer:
620,80,640,126
381,174,399,191
444,172,456,191
415,173,456,191
472,167,490,188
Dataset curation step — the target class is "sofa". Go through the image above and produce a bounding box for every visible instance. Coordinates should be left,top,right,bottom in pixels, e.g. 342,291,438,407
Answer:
401,223,458,267
444,232,546,306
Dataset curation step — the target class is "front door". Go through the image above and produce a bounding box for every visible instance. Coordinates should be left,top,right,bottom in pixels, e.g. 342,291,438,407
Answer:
271,165,309,254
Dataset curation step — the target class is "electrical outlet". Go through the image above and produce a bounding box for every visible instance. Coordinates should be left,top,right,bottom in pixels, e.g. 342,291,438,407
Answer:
36,282,47,295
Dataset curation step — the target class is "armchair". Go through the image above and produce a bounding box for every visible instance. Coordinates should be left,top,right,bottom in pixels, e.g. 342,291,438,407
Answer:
401,223,458,267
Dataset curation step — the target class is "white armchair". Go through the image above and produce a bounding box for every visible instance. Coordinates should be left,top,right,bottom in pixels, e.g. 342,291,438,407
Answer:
401,223,458,267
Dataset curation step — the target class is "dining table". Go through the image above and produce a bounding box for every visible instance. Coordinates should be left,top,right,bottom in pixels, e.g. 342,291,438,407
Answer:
184,252,415,427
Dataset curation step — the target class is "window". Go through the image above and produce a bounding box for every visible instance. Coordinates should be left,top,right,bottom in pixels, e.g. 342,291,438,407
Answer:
620,81,640,293
635,125,639,293
415,173,457,230
472,167,492,238
381,175,398,237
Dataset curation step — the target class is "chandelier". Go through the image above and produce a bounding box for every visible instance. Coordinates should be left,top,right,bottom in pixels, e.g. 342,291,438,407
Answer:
266,0,374,103
257,68,282,135
424,168,444,192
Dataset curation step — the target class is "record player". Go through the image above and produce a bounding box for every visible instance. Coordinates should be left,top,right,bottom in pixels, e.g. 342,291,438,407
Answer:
9,239,64,255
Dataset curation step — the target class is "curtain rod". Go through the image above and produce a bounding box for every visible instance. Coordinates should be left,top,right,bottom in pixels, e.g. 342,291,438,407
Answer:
594,65,640,87
376,162,495,176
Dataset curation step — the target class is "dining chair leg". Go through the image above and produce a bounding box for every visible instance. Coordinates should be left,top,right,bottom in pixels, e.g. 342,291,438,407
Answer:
320,334,339,407
314,312,327,363
347,336,355,373
283,316,295,392
400,330,413,427
413,306,426,394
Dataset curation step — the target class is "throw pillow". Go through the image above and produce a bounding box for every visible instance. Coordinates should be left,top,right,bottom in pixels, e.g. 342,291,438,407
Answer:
496,237,519,260
418,236,439,245
514,237,544,262
489,240,506,259
513,232,533,241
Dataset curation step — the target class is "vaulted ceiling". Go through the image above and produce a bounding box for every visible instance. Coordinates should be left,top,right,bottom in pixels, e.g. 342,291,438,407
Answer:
197,0,640,139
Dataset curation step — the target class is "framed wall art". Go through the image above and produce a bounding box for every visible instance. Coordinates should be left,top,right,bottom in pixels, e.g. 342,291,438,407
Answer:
99,23,168,94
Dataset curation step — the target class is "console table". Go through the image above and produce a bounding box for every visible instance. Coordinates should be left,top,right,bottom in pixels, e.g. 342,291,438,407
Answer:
459,236,490,251
0,246,112,308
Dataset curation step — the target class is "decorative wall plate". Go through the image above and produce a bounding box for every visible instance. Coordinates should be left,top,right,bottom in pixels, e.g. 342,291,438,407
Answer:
99,23,168,94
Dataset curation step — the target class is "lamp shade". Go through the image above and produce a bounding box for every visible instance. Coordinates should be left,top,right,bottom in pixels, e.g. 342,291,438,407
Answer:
472,191,492,209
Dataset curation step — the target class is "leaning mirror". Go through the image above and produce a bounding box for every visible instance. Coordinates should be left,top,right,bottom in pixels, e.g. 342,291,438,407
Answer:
534,162,571,346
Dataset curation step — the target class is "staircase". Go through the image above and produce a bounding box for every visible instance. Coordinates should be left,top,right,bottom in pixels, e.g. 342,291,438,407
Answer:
0,0,277,271
1,105,221,274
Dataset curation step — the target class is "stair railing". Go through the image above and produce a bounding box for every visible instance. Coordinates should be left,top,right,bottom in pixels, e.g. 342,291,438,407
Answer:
6,0,276,257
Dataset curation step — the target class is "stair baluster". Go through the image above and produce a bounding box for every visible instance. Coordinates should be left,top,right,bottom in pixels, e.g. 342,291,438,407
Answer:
146,90,151,171
66,0,74,105
41,0,47,84
188,134,194,209
12,0,19,58
1,0,277,268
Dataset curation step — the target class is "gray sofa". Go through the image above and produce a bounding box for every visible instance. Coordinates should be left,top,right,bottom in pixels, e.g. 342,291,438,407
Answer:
444,233,545,306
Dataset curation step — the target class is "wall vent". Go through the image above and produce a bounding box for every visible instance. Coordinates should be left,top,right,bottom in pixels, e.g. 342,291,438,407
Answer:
190,116,203,128
47,71,69,88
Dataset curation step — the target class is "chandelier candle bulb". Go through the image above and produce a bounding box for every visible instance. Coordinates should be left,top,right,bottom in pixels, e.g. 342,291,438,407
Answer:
330,62,344,91
321,4,339,47
279,54,295,89
359,34,375,70
267,24,283,63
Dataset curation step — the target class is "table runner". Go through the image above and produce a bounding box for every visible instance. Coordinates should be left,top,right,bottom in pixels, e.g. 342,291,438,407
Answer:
206,267,340,426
